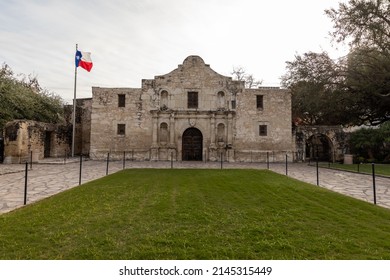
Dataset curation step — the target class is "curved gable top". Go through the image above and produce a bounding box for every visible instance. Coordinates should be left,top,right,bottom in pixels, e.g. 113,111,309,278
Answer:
154,55,232,84
182,55,207,67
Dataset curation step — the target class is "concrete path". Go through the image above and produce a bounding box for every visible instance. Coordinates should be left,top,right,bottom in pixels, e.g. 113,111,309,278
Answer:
269,163,390,209
1,160,389,214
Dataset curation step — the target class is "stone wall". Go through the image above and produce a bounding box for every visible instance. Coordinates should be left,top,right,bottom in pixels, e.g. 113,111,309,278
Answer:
74,98,92,155
3,120,71,163
90,87,152,159
294,125,349,162
235,87,293,161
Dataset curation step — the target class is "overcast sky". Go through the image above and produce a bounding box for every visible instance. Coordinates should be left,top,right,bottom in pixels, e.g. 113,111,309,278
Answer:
0,0,348,104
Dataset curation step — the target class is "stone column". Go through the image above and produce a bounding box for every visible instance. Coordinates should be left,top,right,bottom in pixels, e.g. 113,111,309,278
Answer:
210,113,216,146
227,113,233,145
169,113,175,147
152,113,158,146
227,112,234,162
209,113,217,161
151,112,159,160
168,113,176,160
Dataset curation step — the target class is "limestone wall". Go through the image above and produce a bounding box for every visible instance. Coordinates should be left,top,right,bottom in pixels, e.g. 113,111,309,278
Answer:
294,125,349,162
3,120,70,163
90,87,152,159
234,87,293,161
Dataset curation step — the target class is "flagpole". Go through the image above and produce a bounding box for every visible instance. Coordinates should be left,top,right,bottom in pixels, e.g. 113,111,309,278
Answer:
72,43,78,158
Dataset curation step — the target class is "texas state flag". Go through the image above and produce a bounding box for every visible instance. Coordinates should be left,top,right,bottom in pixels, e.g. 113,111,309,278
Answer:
75,50,93,72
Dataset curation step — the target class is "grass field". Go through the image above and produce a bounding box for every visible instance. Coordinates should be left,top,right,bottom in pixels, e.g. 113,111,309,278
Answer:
1,169,390,260
319,163,390,176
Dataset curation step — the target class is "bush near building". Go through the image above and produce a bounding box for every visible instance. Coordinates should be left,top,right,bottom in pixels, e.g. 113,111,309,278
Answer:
349,122,390,163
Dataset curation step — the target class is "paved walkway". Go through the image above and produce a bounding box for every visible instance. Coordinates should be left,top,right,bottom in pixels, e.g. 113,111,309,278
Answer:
1,160,389,214
270,163,390,208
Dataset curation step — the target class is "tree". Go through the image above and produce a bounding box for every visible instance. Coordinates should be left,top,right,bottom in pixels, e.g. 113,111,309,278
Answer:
282,52,339,86
231,67,262,88
283,49,390,126
326,0,390,54
344,48,390,125
283,0,390,126
332,2,390,125
0,63,64,131
282,52,353,125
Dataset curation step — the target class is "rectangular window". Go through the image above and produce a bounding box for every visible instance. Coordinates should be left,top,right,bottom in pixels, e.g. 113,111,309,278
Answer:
231,100,236,109
188,92,198,109
117,124,126,135
118,94,126,107
256,95,263,110
259,125,267,136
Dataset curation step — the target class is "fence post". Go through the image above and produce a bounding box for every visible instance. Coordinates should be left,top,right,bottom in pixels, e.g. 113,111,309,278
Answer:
24,161,28,205
267,152,269,170
285,154,288,176
132,149,134,161
372,163,377,205
123,151,126,169
171,152,173,169
79,154,83,185
316,157,319,186
106,152,110,175
221,152,223,169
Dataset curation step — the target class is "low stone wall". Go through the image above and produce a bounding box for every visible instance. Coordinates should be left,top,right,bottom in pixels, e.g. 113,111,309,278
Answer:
3,120,71,163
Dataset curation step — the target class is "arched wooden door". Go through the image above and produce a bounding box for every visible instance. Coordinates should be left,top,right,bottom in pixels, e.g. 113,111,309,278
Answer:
182,128,203,161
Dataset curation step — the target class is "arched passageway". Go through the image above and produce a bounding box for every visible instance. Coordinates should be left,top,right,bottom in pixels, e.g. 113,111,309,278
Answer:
306,134,332,161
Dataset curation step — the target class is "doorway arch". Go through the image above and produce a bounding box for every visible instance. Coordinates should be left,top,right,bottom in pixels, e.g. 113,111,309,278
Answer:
306,134,332,161
182,128,203,161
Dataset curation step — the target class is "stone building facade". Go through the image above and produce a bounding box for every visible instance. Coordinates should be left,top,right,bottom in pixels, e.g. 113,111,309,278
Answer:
89,56,293,162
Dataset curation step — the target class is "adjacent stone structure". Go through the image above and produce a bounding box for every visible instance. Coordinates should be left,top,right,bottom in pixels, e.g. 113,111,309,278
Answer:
294,125,349,162
2,120,71,163
90,56,293,161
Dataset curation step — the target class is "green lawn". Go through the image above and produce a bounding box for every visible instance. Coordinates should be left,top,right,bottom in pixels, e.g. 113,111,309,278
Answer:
1,169,390,260
320,163,390,176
